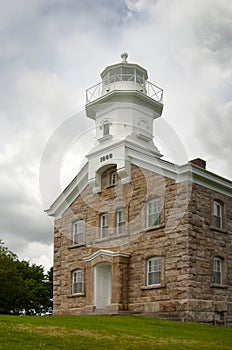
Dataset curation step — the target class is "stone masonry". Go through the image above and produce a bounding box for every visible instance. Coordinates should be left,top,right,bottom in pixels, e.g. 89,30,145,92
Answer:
53,164,232,324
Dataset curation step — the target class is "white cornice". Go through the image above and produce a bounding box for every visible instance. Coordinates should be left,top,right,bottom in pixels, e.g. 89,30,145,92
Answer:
83,249,130,262
127,148,232,197
46,149,232,220
188,164,232,196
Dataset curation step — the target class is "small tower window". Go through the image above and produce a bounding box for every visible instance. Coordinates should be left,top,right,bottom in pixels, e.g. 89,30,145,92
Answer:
110,171,117,185
103,121,110,136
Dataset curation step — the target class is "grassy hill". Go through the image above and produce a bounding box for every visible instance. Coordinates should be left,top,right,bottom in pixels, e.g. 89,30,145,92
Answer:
0,314,231,349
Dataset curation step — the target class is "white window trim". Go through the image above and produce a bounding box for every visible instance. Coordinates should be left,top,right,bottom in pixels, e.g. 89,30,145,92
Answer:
72,270,83,294
116,208,126,235
146,198,161,228
73,220,84,245
147,257,161,286
100,213,108,238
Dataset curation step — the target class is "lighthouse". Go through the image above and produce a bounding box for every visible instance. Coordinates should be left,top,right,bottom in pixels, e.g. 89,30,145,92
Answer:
85,52,164,192
46,53,232,322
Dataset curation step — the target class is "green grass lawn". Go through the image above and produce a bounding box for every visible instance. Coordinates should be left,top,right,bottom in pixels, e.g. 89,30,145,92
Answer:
0,314,231,350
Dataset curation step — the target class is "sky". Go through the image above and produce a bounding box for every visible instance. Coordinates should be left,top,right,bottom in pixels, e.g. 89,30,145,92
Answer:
0,0,232,272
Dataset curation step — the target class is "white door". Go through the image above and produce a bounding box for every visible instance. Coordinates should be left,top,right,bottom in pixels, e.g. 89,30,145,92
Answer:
94,263,112,309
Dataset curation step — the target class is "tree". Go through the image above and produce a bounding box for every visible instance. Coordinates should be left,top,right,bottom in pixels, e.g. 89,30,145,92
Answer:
0,240,53,315
0,240,21,314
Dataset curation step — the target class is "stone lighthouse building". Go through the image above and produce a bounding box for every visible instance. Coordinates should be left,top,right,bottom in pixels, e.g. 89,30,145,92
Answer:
46,53,232,323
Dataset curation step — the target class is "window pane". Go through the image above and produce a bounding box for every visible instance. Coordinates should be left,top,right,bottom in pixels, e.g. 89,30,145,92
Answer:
213,216,221,228
214,202,221,216
74,233,83,244
214,272,221,284
136,69,145,84
109,67,122,82
101,226,108,238
118,222,125,234
110,67,121,75
148,214,160,227
148,271,161,285
122,67,134,75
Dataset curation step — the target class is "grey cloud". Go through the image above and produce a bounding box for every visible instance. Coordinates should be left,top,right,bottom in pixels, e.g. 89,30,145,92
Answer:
193,99,232,179
1,0,231,269
39,111,94,207
193,2,232,69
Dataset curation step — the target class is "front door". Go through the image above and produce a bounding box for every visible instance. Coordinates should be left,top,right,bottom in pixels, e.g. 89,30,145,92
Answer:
94,263,112,309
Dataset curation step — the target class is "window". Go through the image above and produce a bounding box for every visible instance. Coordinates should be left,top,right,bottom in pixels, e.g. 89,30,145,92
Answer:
117,208,125,234
73,220,84,245
103,121,110,136
147,257,161,286
100,213,108,238
214,257,222,285
147,198,161,227
213,201,222,229
72,270,82,294
110,171,117,185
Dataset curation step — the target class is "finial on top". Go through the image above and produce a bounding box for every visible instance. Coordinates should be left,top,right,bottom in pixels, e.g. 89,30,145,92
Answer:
121,52,128,63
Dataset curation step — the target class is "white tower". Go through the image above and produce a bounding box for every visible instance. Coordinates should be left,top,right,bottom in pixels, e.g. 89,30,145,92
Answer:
85,53,163,192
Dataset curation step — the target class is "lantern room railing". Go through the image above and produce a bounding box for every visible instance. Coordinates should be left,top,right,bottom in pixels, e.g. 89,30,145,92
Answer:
86,78,163,104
